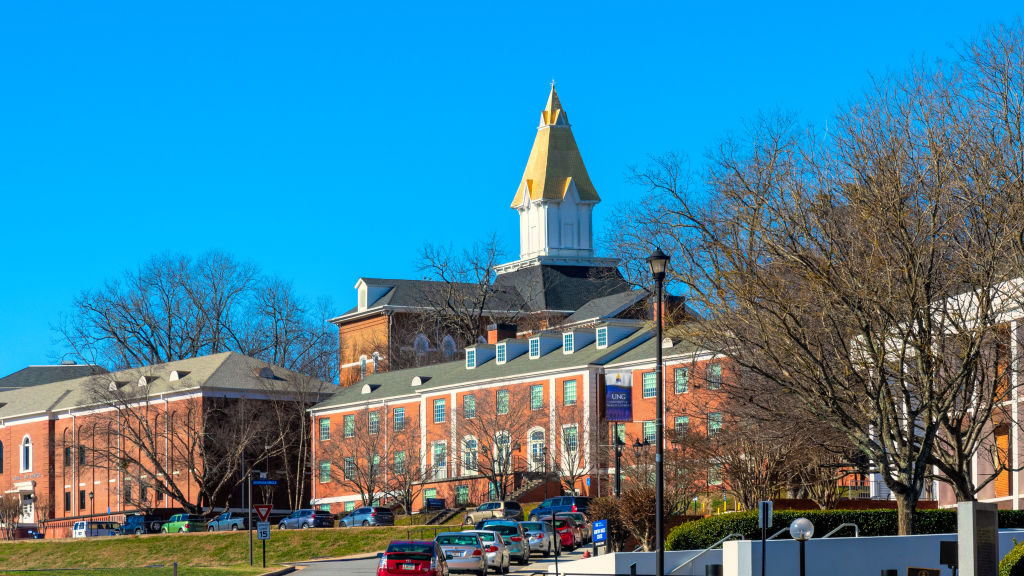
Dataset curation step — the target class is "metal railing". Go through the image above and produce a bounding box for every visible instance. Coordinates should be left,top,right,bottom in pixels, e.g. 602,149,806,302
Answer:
767,528,789,540
822,522,859,538
669,532,744,575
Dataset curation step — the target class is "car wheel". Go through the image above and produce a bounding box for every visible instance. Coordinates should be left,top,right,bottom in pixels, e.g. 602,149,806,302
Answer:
362,520,369,527
502,559,509,574
208,526,215,532
543,544,550,557
477,569,486,576
151,522,160,532
178,528,185,533
301,523,310,529
135,528,143,535
279,524,286,530
161,528,167,533
231,524,239,531
517,552,528,566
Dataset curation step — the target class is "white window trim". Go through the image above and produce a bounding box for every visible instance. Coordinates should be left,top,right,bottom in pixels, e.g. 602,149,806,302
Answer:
530,384,544,410
496,343,507,365
529,337,540,359
563,332,574,354
642,372,657,399
20,435,32,473
563,379,577,406
461,435,479,476
596,327,608,349
466,349,477,369
560,424,580,470
432,441,448,480
433,399,446,424
318,461,331,484
393,407,406,431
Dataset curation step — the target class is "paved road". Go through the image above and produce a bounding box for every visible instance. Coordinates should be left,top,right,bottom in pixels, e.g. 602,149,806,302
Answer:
290,545,592,576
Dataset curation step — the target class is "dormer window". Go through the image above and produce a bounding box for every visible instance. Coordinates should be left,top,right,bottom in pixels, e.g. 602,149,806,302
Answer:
496,343,507,364
466,349,477,369
563,332,574,354
169,370,189,382
529,338,540,359
596,327,608,348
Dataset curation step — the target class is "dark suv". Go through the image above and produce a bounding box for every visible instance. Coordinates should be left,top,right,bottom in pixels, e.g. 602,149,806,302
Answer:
339,506,395,527
528,496,591,520
278,509,335,529
118,514,165,535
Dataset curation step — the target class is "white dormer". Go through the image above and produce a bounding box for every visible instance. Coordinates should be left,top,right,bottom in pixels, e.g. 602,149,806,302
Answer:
528,335,563,359
562,329,596,355
169,370,189,382
595,324,636,349
137,375,157,387
411,376,429,387
465,344,496,369
496,340,530,365
355,278,393,312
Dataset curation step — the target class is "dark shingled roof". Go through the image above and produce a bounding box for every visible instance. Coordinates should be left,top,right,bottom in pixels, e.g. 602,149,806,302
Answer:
0,365,108,391
491,265,631,313
562,289,649,324
335,278,527,318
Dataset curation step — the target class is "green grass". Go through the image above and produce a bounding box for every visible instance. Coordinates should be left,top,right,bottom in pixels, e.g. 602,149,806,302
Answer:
0,569,262,576
0,526,422,571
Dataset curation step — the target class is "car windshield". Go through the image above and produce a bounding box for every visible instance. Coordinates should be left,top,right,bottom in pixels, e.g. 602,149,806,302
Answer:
472,532,496,543
387,542,435,556
520,522,544,531
485,525,519,536
552,519,568,528
437,534,480,546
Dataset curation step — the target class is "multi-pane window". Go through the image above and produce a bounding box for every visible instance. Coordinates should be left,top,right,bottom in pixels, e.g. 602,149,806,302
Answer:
613,423,626,444
675,416,690,436
707,363,722,390
344,414,355,438
674,367,689,394
708,463,723,485
708,412,723,437
563,332,574,353
64,491,72,512
497,390,509,415
530,385,544,410
345,501,355,512
643,421,656,444
394,451,406,474
434,399,446,423
463,438,478,472
496,432,512,464
466,349,477,369
344,457,355,480
563,379,577,405
456,485,469,505
642,372,657,398
423,488,437,504
496,344,506,363
563,425,579,453
464,395,476,419
433,442,447,480
319,461,330,483
372,454,380,474
369,411,380,435
597,327,608,347
529,338,540,358
319,418,331,441
393,407,405,431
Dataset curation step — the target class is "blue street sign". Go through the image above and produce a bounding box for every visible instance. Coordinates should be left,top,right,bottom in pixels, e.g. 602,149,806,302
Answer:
252,479,278,486
593,519,607,543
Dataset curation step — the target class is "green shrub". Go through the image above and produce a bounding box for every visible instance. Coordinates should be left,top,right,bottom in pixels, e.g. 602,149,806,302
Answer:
1000,539,1024,576
667,508,1024,551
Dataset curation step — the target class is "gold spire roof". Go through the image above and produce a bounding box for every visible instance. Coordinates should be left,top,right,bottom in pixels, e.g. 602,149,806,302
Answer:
510,86,600,207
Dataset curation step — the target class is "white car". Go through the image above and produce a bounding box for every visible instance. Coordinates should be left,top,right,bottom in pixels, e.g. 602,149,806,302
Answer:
72,520,119,538
462,529,510,574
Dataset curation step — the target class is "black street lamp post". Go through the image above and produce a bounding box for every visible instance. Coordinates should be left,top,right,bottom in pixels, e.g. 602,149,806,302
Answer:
646,248,670,576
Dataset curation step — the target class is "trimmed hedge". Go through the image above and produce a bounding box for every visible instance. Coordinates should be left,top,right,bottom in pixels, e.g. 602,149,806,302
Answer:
1000,540,1024,576
667,509,1024,551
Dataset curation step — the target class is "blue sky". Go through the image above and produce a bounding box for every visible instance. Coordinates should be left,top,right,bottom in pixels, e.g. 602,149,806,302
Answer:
1,1,1021,376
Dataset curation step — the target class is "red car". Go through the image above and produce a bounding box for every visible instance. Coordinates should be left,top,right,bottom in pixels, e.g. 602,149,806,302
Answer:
539,516,576,551
378,540,450,576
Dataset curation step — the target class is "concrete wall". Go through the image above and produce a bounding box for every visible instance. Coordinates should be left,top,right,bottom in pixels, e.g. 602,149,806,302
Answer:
723,529,1024,576
548,550,722,576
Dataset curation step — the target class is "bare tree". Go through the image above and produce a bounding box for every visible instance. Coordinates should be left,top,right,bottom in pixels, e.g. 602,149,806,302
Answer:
386,424,434,513
55,251,338,382
553,400,592,495
458,388,534,500
320,408,393,507
0,494,20,540
34,496,54,536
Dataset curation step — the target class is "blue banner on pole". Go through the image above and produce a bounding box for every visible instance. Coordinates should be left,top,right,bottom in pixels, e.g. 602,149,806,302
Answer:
605,371,632,421
593,519,608,543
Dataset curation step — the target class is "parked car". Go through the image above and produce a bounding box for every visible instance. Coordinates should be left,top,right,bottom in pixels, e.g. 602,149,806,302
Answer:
340,506,395,527
528,496,591,520
462,530,510,574
477,520,529,566
161,514,206,533
118,514,165,535
278,508,334,529
556,512,590,544
72,520,119,538
378,540,449,576
464,501,523,525
518,520,557,557
207,511,249,531
538,516,576,551
435,531,487,576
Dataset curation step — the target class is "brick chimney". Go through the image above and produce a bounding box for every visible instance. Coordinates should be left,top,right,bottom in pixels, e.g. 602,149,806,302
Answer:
486,323,517,344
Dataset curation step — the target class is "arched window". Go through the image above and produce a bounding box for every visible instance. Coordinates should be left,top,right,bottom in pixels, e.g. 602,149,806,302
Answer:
442,335,457,359
359,356,367,380
21,435,32,473
414,334,429,360
528,428,546,472
462,436,478,476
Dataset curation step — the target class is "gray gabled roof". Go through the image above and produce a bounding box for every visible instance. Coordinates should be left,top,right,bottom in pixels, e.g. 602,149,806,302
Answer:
562,289,649,325
0,364,107,391
312,328,655,412
332,278,527,320
0,352,334,421
491,264,631,313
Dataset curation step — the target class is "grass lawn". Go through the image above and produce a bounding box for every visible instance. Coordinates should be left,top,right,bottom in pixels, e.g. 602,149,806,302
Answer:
0,569,264,576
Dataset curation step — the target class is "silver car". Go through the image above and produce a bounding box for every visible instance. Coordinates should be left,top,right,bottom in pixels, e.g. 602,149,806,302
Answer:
518,520,557,556
463,530,510,574
436,532,487,576
478,520,529,566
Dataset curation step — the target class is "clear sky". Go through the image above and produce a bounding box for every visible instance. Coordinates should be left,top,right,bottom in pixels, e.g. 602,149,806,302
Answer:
1,1,1021,376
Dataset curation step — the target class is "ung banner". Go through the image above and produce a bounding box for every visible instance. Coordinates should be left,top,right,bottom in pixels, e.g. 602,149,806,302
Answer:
606,371,633,421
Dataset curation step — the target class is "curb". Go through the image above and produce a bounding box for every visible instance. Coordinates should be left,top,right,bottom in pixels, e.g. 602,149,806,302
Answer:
260,567,298,576
291,552,380,563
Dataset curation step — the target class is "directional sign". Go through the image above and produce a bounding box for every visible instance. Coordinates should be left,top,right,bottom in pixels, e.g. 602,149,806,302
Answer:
593,519,607,544
256,521,270,540
253,479,278,486
254,504,273,522
758,500,773,529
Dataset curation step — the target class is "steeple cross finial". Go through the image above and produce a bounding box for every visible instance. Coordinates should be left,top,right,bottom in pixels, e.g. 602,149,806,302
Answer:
550,79,556,89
